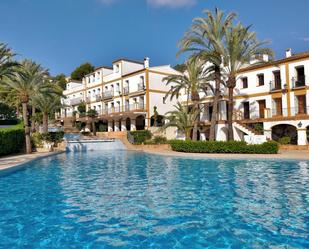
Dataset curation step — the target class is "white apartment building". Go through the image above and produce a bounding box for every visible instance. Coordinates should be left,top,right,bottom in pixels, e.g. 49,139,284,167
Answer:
177,49,309,145
61,58,179,132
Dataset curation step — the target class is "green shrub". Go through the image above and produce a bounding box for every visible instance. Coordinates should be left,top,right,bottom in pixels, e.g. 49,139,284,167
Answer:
0,127,25,156
144,136,168,145
98,124,107,132
31,131,64,149
128,130,152,144
278,136,291,145
169,140,278,154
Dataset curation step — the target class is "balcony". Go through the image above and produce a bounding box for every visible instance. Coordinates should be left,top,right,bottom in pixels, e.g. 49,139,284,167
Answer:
86,97,91,104
269,80,282,91
138,83,145,91
103,91,114,100
95,94,102,102
123,86,129,95
292,75,306,88
70,97,83,106
125,103,145,112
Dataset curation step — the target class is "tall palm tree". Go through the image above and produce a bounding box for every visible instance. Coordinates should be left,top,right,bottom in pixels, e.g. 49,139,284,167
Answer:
0,43,19,80
87,109,98,136
164,57,212,140
178,8,236,141
32,94,62,133
162,102,199,140
222,23,273,140
1,60,49,153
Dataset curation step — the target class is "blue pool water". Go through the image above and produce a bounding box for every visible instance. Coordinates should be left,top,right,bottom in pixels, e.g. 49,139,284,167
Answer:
0,151,308,248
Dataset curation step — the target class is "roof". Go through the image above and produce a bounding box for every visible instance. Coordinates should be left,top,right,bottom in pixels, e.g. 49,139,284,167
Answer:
238,51,309,73
112,58,144,65
95,65,113,70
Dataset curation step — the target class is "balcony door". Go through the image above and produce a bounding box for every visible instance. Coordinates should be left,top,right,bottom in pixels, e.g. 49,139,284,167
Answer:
258,100,266,118
297,95,306,114
273,71,281,90
273,98,282,116
243,102,250,119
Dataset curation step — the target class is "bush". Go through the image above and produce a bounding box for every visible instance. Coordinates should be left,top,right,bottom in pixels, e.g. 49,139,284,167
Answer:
144,136,168,145
98,124,107,132
0,119,19,125
128,130,152,144
278,136,291,145
0,127,25,156
31,132,64,149
169,140,279,154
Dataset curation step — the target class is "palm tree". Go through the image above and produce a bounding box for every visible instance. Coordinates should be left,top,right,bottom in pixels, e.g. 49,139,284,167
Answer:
87,109,98,136
222,23,273,140
178,8,236,141
32,94,62,133
162,102,199,140
164,57,212,140
0,43,19,80
1,60,49,153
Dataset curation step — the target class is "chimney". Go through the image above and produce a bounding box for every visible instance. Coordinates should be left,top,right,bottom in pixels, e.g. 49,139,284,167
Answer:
286,48,292,58
144,57,150,69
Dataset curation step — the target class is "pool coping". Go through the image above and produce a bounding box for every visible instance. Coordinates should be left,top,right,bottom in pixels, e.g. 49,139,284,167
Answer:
142,149,309,161
0,150,65,176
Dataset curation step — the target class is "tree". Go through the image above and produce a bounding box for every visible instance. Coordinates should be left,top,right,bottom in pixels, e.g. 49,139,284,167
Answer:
222,24,272,140
32,94,62,133
53,73,67,90
164,57,212,140
178,8,236,141
1,60,49,153
87,109,98,136
77,102,86,115
0,102,17,120
173,63,186,73
162,103,199,140
0,43,19,80
71,62,94,81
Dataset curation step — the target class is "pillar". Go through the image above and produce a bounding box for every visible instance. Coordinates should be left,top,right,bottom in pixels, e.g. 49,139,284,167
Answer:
108,121,113,132
297,129,307,145
121,120,127,131
114,121,120,132
264,129,272,140
131,119,136,131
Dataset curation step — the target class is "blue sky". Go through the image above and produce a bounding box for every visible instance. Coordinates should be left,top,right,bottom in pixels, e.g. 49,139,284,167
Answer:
0,0,308,76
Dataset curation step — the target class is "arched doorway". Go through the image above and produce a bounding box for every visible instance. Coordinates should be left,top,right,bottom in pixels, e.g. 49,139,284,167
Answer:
126,118,131,131
136,115,145,130
272,124,297,144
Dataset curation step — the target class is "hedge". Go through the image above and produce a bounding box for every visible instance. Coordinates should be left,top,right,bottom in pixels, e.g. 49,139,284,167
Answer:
169,140,279,154
128,130,152,144
0,126,25,156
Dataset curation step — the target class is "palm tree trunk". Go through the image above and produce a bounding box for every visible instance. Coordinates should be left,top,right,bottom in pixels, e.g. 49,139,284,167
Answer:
43,112,48,133
227,76,236,141
31,105,36,133
92,120,96,136
22,102,31,154
209,66,221,141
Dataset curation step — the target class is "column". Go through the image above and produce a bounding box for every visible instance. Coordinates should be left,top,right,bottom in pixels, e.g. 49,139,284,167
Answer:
145,117,150,128
108,121,113,132
264,129,272,140
121,120,127,131
114,121,120,132
297,129,307,145
131,119,136,131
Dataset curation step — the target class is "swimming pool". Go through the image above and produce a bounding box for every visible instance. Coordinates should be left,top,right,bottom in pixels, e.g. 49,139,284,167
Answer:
0,151,308,248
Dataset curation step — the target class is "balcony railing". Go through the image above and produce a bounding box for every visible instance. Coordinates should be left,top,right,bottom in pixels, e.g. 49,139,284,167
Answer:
138,83,145,91
103,91,114,99
86,97,91,103
95,94,102,102
292,75,306,88
269,80,282,91
123,86,129,95
70,97,83,106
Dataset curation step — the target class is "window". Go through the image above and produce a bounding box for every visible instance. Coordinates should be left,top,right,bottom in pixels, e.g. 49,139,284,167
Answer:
257,74,264,86
242,77,248,88
114,64,120,73
140,76,144,84
295,66,305,87
163,97,166,104
273,71,281,90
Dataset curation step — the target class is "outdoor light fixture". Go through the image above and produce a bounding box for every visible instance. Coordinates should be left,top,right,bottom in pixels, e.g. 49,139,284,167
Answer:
298,121,302,128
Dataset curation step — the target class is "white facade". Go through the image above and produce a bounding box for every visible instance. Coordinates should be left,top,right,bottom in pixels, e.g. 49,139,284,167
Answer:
61,58,179,131
179,50,309,145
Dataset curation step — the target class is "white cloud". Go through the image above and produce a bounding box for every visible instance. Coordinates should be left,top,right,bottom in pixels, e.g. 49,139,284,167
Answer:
98,0,196,8
301,37,309,42
147,0,196,8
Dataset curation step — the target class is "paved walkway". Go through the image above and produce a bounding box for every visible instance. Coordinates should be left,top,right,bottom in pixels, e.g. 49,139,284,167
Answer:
0,151,64,172
143,149,309,160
